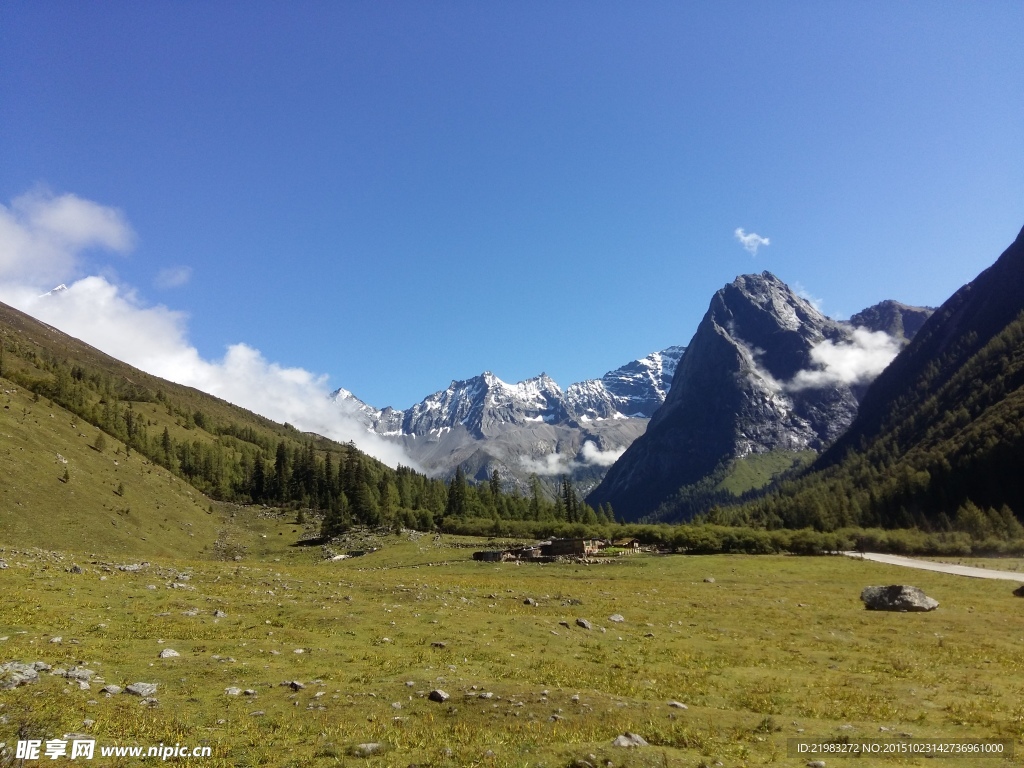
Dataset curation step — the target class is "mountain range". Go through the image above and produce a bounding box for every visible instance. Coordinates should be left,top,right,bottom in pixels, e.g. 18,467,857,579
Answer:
332,347,685,490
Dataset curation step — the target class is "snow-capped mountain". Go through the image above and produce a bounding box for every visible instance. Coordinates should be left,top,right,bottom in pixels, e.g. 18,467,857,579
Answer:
330,347,685,488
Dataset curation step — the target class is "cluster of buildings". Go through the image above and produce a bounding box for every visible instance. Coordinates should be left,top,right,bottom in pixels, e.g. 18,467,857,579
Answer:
472,537,641,563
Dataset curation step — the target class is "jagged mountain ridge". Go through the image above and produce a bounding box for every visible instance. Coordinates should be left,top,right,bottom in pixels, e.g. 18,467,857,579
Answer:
332,346,685,486
587,273,933,521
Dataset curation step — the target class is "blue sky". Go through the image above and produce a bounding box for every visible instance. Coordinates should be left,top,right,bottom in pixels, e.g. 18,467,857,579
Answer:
2,2,1023,424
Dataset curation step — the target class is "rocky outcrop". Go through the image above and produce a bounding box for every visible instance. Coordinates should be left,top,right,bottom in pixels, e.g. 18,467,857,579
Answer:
861,585,938,612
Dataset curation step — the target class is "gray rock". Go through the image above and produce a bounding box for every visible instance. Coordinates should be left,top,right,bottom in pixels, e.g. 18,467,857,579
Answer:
612,732,649,747
225,687,242,696
100,685,122,695
608,614,625,623
213,610,227,618
65,667,94,682
118,563,146,572
575,618,593,630
125,682,158,697
703,577,716,583
158,648,180,659
428,689,450,703
668,700,688,709
523,598,537,606
861,585,938,612
70,564,84,574
351,743,383,757
806,761,827,768
1013,584,1024,597
0,662,41,689
285,681,305,691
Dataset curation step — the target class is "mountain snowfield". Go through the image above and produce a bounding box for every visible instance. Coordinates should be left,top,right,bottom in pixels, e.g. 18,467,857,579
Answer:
332,346,685,489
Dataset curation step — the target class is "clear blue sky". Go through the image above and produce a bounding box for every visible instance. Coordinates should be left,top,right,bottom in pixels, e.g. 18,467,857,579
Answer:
2,2,1022,410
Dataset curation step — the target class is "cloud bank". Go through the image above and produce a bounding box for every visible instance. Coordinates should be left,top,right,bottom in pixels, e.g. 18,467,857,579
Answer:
787,328,902,391
519,440,627,476
734,227,770,256
0,189,415,469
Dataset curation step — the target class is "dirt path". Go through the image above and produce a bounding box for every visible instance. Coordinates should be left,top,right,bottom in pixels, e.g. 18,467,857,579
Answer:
842,551,1024,582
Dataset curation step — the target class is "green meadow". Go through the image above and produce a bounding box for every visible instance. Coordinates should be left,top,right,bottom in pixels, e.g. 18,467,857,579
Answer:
1,525,1021,767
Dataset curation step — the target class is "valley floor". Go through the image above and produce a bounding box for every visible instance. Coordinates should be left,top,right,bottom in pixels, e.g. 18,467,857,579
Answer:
1,529,1021,767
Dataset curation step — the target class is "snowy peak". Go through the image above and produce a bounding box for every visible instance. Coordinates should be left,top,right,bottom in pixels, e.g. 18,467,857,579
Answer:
567,346,685,419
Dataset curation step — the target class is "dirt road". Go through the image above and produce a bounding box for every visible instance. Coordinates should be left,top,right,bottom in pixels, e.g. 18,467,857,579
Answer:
843,551,1024,582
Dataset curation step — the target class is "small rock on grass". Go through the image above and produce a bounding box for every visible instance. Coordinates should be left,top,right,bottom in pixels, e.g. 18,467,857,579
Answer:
350,743,383,757
806,761,827,768
608,614,625,623
225,687,242,696
668,700,688,709
612,732,648,747
575,618,593,630
125,682,158,697
158,648,180,658
428,689,449,703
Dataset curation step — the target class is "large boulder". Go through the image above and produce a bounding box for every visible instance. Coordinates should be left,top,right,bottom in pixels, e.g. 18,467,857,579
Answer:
861,585,938,612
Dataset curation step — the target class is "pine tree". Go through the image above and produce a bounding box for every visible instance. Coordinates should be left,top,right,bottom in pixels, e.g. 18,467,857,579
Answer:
445,466,468,518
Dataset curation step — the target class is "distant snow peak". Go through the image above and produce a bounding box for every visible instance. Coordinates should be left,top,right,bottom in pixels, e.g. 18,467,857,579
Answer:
40,284,68,297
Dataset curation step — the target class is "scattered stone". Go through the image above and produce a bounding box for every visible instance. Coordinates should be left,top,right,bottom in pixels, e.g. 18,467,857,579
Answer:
428,689,450,703
478,692,493,699
612,732,649,747
285,681,305,691
70,564,84,574
158,648,180,659
523,598,537,606
861,585,938,612
668,700,688,709
575,618,593,630
806,761,827,768
431,641,447,648
100,685,122,695
213,610,227,618
125,682,158,697
225,687,242,696
182,609,199,617
140,697,159,707
0,662,41,689
146,585,157,590
118,563,146,572
49,636,62,644
644,632,655,638
703,577,715,583
1013,584,1024,597
608,614,625,623
293,648,304,654
350,743,383,757
244,689,257,696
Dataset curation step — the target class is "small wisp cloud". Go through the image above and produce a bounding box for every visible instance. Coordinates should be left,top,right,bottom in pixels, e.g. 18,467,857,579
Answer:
0,189,417,469
735,227,770,256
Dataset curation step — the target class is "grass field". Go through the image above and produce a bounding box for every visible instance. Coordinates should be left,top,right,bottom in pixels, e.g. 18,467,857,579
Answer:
1,525,1021,767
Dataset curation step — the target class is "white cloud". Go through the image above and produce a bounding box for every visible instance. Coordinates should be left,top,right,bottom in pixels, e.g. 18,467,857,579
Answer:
519,453,572,476
0,189,416,469
518,440,626,476
786,328,901,391
579,440,625,467
734,227,770,256
0,189,134,285
155,266,193,289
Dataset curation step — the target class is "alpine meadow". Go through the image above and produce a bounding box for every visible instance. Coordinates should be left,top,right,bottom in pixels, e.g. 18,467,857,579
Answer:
3,4,1024,768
